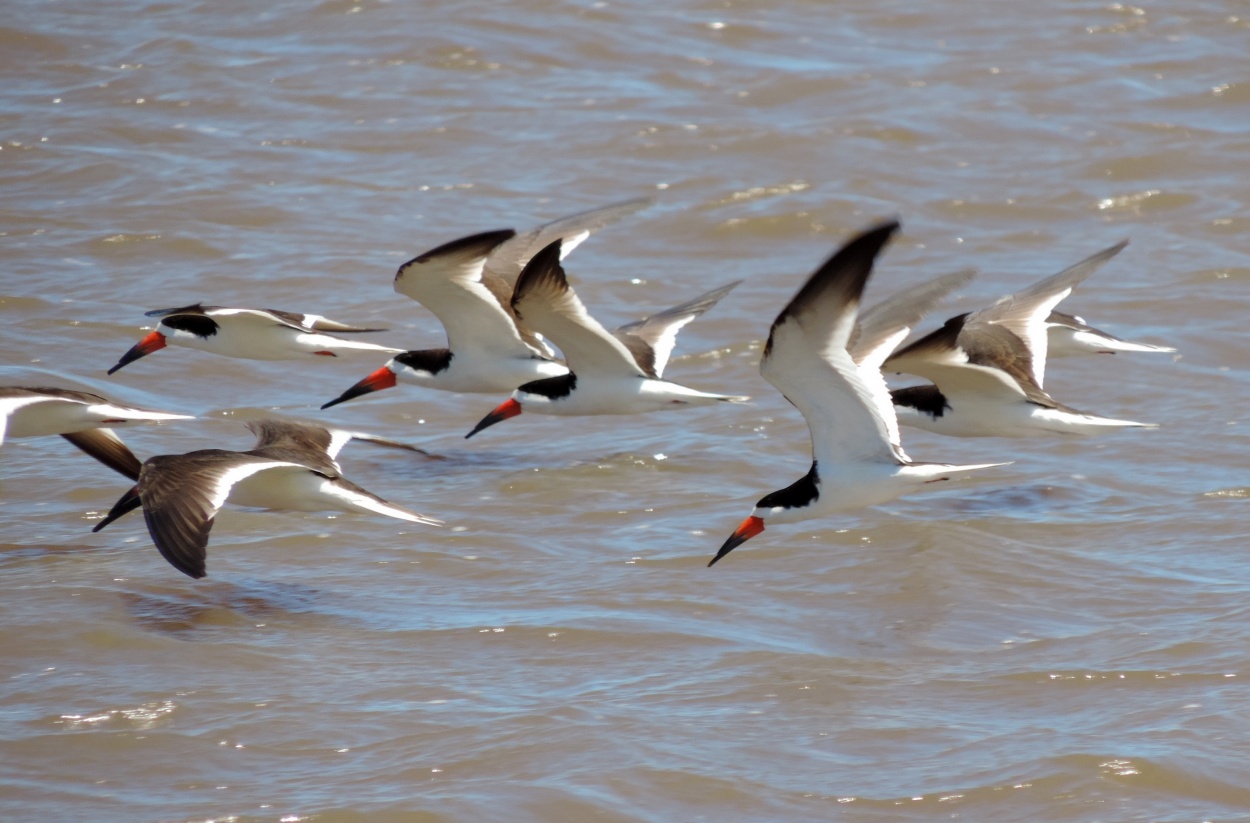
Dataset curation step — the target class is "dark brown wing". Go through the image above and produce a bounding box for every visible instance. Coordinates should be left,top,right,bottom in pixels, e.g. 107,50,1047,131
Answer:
61,429,143,480
886,313,1059,407
136,450,253,579
244,419,342,475
144,304,212,318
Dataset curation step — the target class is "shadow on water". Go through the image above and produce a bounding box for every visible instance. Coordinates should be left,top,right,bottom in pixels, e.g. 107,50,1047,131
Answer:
0,541,106,567
939,482,1096,520
119,578,325,638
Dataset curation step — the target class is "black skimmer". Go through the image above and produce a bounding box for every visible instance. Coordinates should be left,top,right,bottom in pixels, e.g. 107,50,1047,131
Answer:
0,386,193,480
1046,310,1176,357
465,240,745,438
92,418,441,579
885,241,1159,437
710,221,1006,566
107,305,403,374
322,199,652,408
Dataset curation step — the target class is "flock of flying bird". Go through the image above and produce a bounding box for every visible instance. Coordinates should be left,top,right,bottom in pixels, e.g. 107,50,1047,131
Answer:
2,199,1175,577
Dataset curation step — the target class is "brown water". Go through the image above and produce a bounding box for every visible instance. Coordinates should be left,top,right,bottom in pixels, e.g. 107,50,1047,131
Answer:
2,1,1248,821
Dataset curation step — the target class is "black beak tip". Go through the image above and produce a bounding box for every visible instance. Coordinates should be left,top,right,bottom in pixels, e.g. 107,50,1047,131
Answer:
708,534,748,567
321,379,381,411
464,415,500,440
107,345,150,375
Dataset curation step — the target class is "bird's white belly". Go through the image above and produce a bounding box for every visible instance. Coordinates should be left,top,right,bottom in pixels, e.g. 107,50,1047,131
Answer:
524,377,732,416
895,398,1056,438
7,402,116,438
770,464,918,524
757,459,996,527
167,324,311,360
896,397,1145,438
1047,326,1102,357
1048,325,1174,357
1026,405,1153,435
410,356,568,394
227,467,340,512
821,470,924,511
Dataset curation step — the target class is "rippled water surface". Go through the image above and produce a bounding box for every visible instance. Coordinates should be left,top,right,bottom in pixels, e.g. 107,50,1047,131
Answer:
3,1,1249,821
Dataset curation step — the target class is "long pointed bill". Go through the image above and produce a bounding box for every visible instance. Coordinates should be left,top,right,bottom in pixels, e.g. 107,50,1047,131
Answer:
465,398,522,439
92,485,143,532
708,515,765,567
321,365,397,409
108,331,166,375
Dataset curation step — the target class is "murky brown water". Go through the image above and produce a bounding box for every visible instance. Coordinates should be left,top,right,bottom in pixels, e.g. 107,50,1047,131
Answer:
2,1,1248,820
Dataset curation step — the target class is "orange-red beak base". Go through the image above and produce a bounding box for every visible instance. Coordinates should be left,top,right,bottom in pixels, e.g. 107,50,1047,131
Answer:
321,366,397,409
465,398,522,439
708,515,765,567
107,331,167,375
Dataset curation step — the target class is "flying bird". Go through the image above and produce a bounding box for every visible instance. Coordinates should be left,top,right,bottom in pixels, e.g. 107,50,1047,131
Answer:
885,242,1158,437
108,304,402,374
92,419,441,579
465,240,745,438
711,221,1006,566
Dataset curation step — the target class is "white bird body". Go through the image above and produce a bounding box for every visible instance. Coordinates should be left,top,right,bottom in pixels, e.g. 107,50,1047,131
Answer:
890,383,1152,438
0,386,193,479
158,308,402,360
510,372,741,417
387,348,569,396
0,388,189,439
213,460,425,520
109,305,400,373
750,460,989,528
1046,310,1176,357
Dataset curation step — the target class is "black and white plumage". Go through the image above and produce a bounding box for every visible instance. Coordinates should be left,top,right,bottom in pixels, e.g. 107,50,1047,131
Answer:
710,221,1005,566
92,419,441,579
1046,310,1177,357
465,240,745,438
107,304,402,373
885,241,1158,437
323,199,652,408
0,386,193,480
